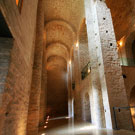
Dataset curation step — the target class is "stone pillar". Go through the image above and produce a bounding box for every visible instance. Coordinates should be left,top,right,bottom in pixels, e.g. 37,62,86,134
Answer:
73,45,83,121
85,0,133,130
27,0,45,134
84,0,106,128
67,59,73,118
39,32,47,127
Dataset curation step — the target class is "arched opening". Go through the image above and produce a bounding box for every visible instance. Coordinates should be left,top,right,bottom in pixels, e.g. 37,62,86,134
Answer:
46,58,68,118
83,93,91,122
132,40,135,64
130,85,135,130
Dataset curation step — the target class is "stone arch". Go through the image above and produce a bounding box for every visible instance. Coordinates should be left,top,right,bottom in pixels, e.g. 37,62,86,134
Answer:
46,55,68,118
46,42,69,62
45,20,77,48
46,55,67,71
45,19,77,36
130,85,135,129
46,41,70,52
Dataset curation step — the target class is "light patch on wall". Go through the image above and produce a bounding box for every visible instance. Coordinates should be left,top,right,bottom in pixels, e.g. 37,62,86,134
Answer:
117,40,123,47
119,41,123,47
16,0,23,13
76,42,79,48
117,36,125,48
41,133,46,135
88,67,91,73
16,0,19,6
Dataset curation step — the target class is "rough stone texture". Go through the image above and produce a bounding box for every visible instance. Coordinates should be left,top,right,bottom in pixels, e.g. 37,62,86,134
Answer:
44,0,85,33
74,19,92,122
122,66,135,129
44,0,85,119
122,66,135,100
0,37,13,134
73,45,83,121
0,37,13,96
27,0,45,135
0,0,38,134
0,0,135,134
85,0,106,128
39,41,47,127
106,0,135,41
96,0,133,130
85,0,133,130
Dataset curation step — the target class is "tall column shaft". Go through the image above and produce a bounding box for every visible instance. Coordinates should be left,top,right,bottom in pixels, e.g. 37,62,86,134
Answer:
85,0,133,130
39,36,47,127
68,61,73,118
27,0,45,134
85,0,106,128
74,46,83,121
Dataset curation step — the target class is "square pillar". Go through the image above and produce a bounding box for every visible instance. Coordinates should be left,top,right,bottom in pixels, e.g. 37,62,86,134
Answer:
85,0,133,130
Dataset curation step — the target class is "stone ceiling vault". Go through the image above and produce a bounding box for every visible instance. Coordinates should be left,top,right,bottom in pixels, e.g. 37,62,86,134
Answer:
44,0,85,69
44,0,85,117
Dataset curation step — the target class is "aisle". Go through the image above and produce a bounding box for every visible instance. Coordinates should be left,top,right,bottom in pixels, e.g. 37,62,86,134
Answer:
39,117,135,135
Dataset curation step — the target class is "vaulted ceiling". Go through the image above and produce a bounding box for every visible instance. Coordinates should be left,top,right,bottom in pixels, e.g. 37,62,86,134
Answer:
44,0,85,117
44,0,135,116
45,0,85,70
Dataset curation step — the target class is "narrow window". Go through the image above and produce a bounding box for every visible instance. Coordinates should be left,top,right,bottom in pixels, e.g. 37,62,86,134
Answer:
16,0,23,13
16,0,19,6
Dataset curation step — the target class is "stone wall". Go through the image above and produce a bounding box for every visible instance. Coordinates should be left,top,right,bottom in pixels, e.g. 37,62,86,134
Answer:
122,66,135,129
0,0,38,135
79,21,92,122
106,0,135,41
122,66,135,101
27,0,45,134
73,19,92,122
0,37,13,99
85,0,133,129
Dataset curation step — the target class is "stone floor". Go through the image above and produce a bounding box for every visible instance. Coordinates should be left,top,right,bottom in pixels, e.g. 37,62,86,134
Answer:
39,117,135,135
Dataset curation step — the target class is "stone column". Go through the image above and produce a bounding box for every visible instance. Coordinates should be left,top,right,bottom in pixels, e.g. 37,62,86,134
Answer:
39,32,47,127
73,45,83,121
27,0,45,134
85,0,133,130
85,0,106,128
67,59,73,118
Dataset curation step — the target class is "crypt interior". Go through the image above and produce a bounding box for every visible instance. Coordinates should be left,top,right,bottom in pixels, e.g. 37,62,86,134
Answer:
0,0,135,135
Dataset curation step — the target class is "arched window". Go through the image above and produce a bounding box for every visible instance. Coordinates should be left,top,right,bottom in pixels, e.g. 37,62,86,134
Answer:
132,40,135,64
83,93,91,122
